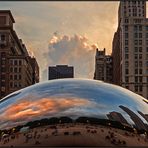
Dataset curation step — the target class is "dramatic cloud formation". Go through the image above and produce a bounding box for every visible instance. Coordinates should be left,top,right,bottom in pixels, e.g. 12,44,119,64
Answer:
0,1,120,81
42,33,98,80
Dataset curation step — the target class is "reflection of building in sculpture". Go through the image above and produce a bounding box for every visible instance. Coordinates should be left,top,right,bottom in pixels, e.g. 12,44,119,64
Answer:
138,111,148,123
48,65,74,80
0,10,39,99
107,111,128,125
94,48,113,83
119,105,147,130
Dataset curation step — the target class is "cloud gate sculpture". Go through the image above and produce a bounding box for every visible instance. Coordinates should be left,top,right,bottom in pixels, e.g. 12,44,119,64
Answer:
0,79,148,146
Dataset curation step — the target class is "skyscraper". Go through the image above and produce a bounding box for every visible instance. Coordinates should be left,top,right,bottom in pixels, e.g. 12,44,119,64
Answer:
0,10,39,99
48,65,74,80
112,0,148,98
94,48,113,83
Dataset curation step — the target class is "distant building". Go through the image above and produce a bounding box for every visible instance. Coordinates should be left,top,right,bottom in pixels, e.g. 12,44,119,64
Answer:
48,65,74,80
112,0,148,99
29,57,39,84
0,10,39,99
94,48,113,83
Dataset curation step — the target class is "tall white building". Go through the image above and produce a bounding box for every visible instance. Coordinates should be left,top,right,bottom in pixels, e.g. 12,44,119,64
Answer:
112,0,148,99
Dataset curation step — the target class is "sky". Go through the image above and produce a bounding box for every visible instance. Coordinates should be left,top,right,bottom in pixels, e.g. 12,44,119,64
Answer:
0,1,120,81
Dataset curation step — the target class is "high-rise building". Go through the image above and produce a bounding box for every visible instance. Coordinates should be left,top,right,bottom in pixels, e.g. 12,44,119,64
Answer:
94,48,113,83
112,0,148,98
0,10,39,99
48,65,74,80
29,57,39,84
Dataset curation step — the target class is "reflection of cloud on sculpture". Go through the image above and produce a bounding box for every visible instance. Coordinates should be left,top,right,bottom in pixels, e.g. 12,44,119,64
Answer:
0,97,107,129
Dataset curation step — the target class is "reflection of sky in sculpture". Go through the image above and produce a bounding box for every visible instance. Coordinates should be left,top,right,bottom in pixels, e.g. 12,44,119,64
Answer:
0,79,148,130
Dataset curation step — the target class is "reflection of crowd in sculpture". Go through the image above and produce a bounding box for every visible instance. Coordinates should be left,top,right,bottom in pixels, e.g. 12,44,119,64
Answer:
0,123,148,146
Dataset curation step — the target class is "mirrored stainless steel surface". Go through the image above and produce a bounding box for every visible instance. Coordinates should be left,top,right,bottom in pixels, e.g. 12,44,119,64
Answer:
0,79,148,146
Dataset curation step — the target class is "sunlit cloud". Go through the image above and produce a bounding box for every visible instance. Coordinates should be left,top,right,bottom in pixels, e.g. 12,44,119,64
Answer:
0,97,104,129
0,1,119,81
41,33,98,80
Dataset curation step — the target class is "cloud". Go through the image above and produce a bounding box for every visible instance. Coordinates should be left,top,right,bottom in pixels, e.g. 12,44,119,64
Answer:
41,33,98,81
0,1,120,81
0,97,96,129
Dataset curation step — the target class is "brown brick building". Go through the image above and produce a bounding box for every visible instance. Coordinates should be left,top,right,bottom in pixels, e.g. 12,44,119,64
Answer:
0,10,39,99
94,48,113,83
112,0,148,99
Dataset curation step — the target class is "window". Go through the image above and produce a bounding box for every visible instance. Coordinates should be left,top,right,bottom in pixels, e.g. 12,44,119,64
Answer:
19,67,21,73
14,60,17,65
139,61,142,67
135,47,138,52
19,83,22,87
135,85,138,92
125,19,129,23
1,60,6,65
134,25,138,31
125,61,129,68
14,75,17,80
134,33,138,38
139,47,142,52
125,54,128,59
125,40,128,45
139,85,143,92
9,60,13,65
19,60,22,65
10,75,13,80
14,82,17,88
1,67,6,72
14,67,17,73
135,61,138,67
146,26,148,31
19,75,21,80
135,69,138,74
125,25,128,31
134,40,138,45
139,69,142,74
139,25,142,31
10,67,13,72
125,33,128,38
139,76,143,83
1,35,6,41
10,82,13,88
1,74,5,80
125,47,128,53
139,33,142,38
135,76,138,83
125,76,129,83
135,54,138,59
139,40,142,45
139,54,142,59
125,69,129,74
